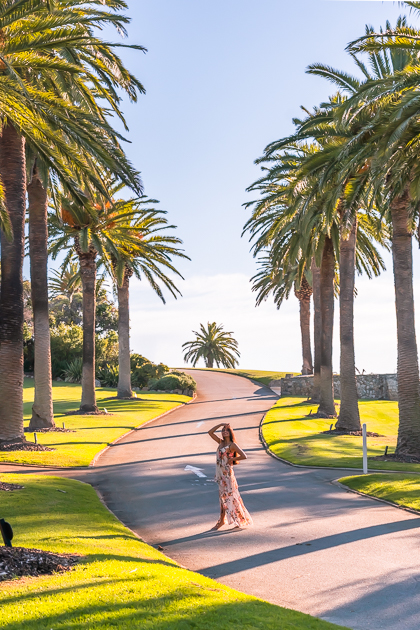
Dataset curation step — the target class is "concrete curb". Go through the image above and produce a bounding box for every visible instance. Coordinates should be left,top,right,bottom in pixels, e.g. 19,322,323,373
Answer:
90,392,197,467
258,412,420,475
331,479,420,517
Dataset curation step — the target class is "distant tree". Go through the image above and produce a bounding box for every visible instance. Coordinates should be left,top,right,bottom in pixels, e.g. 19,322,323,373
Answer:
183,322,240,369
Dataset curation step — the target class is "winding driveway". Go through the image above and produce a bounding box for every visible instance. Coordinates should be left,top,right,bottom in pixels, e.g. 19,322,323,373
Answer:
2,370,420,629
88,370,420,630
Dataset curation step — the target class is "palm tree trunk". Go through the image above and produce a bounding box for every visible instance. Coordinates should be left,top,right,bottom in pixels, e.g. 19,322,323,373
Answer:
391,192,420,457
0,124,26,443
317,237,336,418
299,297,313,375
336,215,360,431
27,165,55,430
311,259,322,403
76,238,98,412
206,357,214,368
117,267,133,398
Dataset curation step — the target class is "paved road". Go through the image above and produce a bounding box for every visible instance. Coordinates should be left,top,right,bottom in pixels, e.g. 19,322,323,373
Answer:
3,370,420,629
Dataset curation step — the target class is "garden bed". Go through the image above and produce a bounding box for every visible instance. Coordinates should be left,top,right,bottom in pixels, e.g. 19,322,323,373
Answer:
0,547,78,582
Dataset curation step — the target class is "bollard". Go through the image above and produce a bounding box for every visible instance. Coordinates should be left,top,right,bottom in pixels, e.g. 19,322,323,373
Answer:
0,518,13,547
34,433,37,445
362,423,368,474
62,422,65,429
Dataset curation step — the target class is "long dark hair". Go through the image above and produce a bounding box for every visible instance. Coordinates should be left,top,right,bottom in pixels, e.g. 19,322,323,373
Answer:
224,424,238,465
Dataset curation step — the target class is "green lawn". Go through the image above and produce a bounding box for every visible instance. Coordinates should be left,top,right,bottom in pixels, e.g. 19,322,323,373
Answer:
262,397,420,472
0,380,189,467
185,368,297,386
339,473,420,512
0,474,348,630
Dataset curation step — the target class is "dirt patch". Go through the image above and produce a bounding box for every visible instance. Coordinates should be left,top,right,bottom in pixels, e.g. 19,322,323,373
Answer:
0,547,79,582
294,443,309,455
321,429,382,437
0,482,24,492
0,439,54,452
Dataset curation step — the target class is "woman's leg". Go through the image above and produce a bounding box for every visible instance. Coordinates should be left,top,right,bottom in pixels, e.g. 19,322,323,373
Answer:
212,502,226,530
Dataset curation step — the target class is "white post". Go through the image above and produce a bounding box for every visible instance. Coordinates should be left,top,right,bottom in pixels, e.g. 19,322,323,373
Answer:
362,423,368,474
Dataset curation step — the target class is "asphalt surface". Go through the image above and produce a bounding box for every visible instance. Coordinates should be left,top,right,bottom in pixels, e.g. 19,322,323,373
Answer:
3,369,420,629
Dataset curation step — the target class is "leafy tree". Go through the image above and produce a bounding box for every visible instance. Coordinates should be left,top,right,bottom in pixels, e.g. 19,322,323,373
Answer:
183,322,240,369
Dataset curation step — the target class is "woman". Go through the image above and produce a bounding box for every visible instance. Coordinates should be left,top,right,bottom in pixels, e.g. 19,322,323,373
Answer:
208,422,253,530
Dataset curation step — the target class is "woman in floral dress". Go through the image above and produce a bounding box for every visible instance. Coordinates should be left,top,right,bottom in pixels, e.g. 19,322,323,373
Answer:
208,422,253,530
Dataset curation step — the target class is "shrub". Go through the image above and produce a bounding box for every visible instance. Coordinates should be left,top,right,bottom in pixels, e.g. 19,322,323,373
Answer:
50,324,83,379
130,354,150,370
151,371,196,392
96,363,119,388
96,330,119,366
63,357,83,383
131,361,169,388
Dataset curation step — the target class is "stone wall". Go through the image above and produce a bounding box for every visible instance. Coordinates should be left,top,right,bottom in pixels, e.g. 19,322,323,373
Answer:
274,374,399,401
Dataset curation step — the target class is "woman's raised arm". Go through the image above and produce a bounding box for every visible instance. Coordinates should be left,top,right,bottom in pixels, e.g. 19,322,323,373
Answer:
208,423,226,444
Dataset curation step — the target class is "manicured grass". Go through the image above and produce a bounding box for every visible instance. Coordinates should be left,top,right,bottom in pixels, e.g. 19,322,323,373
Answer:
0,380,189,467
262,397,420,472
339,473,420,512
0,474,348,630
185,368,297,386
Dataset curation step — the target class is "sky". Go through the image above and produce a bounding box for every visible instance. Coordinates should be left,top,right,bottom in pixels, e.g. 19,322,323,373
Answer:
57,1,420,373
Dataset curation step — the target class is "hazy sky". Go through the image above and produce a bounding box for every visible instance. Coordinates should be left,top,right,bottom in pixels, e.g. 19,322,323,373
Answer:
63,1,420,372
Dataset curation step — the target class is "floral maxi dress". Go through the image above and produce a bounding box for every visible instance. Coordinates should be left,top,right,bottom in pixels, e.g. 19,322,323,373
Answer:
215,445,253,528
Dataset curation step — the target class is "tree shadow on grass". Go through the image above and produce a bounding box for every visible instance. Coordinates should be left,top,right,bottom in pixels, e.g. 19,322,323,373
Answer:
0,576,337,630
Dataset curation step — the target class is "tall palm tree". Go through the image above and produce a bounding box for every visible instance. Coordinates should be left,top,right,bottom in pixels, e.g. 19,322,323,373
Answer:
294,275,313,375
49,189,145,411
0,0,143,440
111,196,189,399
343,12,420,455
183,323,240,369
310,21,420,444
244,136,385,421
247,251,314,377
21,1,145,429
49,263,82,303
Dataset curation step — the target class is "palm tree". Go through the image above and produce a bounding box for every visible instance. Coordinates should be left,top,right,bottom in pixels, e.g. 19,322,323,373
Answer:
111,196,189,399
310,21,420,445
183,323,240,369
245,120,387,422
21,1,145,430
0,0,144,441
49,263,82,303
342,13,420,455
49,189,147,411
247,251,314,377
294,275,313,375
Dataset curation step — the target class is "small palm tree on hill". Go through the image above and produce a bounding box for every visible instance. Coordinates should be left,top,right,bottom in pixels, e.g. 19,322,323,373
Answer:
183,323,240,369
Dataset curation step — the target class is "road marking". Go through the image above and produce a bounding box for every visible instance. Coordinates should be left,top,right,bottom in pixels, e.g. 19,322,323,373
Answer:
196,421,204,428
184,465,207,478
